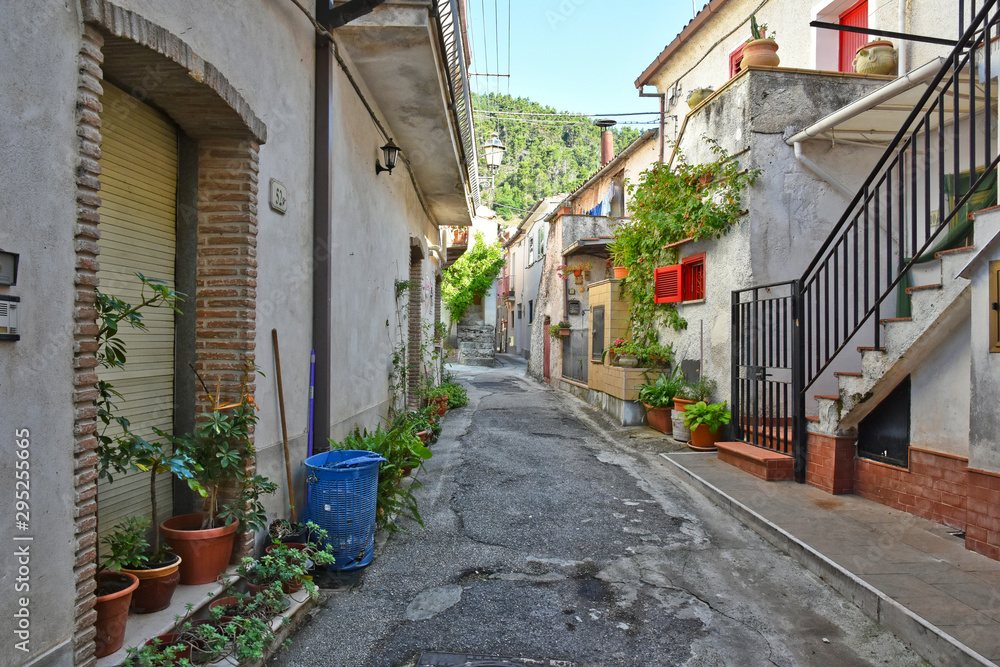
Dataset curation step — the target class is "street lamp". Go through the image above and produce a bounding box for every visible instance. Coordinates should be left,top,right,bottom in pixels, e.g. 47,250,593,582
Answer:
482,132,506,174
375,139,400,175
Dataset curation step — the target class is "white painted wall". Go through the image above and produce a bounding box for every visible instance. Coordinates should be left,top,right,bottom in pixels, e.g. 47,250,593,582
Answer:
968,210,1000,473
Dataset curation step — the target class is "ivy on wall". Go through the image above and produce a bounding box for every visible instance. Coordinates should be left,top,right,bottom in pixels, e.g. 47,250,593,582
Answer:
442,232,505,323
610,139,760,346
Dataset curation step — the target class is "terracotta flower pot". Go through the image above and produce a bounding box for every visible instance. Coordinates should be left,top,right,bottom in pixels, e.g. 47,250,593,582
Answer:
613,266,629,279
557,327,570,337
432,397,448,417
688,423,722,451
160,513,239,585
416,430,431,444
122,553,182,613
94,571,139,657
853,40,896,75
672,397,696,412
643,404,673,435
742,39,780,68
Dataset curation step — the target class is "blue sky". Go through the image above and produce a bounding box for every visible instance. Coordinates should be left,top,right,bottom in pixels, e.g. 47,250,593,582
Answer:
466,0,698,124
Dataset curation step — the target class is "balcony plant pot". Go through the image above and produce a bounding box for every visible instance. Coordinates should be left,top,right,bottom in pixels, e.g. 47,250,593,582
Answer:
613,266,629,279
853,40,896,75
671,409,691,443
160,513,239,585
686,87,713,109
643,403,673,435
558,327,571,337
143,633,193,664
121,553,182,613
94,570,140,658
688,423,722,451
742,39,779,68
617,354,639,368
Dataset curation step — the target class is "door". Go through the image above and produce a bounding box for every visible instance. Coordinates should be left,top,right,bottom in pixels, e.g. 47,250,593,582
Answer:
96,82,179,542
839,0,868,72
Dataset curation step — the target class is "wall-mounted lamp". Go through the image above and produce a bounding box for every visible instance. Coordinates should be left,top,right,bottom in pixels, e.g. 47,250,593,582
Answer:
375,139,400,175
0,248,19,286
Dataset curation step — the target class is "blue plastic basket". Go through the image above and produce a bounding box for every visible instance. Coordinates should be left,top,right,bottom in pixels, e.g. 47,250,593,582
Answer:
304,450,385,571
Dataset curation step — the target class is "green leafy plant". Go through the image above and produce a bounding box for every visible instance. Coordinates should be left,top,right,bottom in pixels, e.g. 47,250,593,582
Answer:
440,380,468,408
421,383,451,402
330,422,432,532
442,231,505,322
610,139,760,347
100,516,154,571
637,366,686,409
683,400,732,433
640,340,674,368
178,362,278,531
548,321,570,338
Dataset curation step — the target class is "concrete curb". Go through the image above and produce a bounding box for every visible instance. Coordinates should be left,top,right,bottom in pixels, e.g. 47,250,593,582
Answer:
661,453,997,667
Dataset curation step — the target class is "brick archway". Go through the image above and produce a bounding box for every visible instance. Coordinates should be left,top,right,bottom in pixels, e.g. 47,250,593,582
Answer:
72,6,265,664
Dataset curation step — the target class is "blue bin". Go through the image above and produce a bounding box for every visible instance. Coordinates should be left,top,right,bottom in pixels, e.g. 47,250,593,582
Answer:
304,450,385,570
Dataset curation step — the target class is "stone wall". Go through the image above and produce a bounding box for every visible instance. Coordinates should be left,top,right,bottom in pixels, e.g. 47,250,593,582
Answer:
458,325,496,366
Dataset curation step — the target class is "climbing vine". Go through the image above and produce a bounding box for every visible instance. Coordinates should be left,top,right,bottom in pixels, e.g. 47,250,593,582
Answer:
442,231,505,323
610,138,760,346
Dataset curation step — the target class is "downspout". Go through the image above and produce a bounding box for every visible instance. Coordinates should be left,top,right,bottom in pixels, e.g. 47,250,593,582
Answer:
312,1,333,452
639,86,666,162
898,0,907,74
792,141,854,200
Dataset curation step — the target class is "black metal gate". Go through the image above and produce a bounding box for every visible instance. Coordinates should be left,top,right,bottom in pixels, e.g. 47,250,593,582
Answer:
731,281,805,482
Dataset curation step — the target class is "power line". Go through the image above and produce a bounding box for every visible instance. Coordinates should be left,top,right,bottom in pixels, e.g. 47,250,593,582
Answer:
474,110,662,118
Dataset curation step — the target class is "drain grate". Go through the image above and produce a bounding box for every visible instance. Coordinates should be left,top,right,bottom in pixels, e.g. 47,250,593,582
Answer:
416,653,576,667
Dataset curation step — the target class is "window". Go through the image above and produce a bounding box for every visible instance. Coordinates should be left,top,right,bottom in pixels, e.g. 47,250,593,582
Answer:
528,300,534,324
729,43,745,78
654,253,706,304
991,260,1000,353
528,237,534,265
838,0,868,73
538,227,545,255
517,304,522,319
682,253,706,301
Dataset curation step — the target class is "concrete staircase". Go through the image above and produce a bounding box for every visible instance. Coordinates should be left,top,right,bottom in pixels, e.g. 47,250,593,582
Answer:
457,324,497,366
811,245,974,436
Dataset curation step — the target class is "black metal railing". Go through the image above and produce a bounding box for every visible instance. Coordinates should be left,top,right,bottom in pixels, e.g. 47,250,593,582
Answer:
801,1,999,387
732,281,805,480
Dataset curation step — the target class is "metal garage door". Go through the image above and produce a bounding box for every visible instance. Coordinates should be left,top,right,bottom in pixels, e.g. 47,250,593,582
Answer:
96,82,178,542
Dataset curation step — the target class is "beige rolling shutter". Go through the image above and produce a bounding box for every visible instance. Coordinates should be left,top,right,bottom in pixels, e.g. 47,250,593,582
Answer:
96,83,178,543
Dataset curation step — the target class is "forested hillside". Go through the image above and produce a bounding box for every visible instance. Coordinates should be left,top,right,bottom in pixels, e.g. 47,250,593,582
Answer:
472,92,642,221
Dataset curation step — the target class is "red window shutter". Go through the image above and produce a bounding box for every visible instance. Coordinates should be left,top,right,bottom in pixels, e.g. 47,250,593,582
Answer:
654,264,683,303
729,44,745,78
839,0,868,73
681,253,706,301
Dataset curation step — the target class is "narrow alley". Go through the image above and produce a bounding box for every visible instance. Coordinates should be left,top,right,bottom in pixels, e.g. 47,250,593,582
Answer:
269,358,922,667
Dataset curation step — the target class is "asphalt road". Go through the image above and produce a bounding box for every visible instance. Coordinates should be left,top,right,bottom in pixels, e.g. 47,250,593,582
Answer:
269,357,925,667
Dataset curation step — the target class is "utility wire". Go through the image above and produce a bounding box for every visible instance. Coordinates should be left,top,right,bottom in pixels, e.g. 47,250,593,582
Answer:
474,110,662,118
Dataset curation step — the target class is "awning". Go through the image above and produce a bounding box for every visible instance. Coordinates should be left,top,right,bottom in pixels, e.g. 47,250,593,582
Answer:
786,58,995,147
562,237,613,258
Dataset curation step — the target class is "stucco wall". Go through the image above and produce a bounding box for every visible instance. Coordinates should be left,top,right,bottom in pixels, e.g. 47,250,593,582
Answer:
969,211,1000,473
0,4,84,665
910,319,971,458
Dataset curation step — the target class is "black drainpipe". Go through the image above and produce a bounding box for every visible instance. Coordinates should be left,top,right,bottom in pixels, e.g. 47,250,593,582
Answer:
312,0,334,453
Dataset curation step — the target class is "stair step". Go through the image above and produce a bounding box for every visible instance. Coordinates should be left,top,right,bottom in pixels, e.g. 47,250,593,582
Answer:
905,283,942,294
858,346,885,353
805,415,819,423
834,371,862,378
935,245,975,259
815,394,840,401
880,316,912,325
717,442,795,482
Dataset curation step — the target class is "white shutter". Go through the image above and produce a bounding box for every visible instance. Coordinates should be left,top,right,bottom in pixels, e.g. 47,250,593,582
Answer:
96,83,178,543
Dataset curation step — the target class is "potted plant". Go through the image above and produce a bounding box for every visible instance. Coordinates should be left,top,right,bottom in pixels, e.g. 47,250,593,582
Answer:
637,367,686,435
639,340,674,369
602,338,643,367
161,363,278,584
421,383,451,416
440,379,469,408
853,40,897,75
549,321,571,338
683,400,732,451
742,15,779,68
101,516,183,614
94,568,140,657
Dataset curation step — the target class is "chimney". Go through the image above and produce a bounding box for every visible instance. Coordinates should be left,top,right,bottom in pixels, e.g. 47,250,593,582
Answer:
596,119,617,167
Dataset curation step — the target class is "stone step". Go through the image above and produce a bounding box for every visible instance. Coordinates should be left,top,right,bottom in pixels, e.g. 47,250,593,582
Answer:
717,441,795,482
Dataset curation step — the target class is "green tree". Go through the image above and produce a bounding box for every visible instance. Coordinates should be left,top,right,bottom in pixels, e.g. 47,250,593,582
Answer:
443,232,505,323
473,92,641,220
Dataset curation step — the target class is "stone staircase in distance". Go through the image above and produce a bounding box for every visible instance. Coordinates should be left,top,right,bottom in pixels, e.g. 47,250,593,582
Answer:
457,324,496,366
